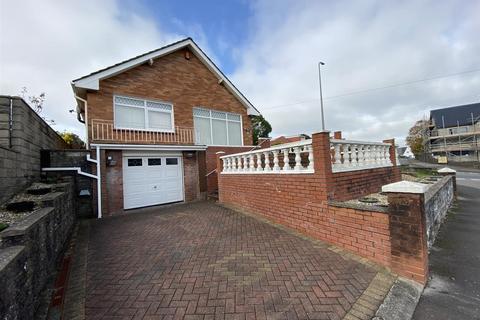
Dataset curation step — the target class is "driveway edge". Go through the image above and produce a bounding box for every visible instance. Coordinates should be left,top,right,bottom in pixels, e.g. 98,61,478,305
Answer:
62,220,91,320
373,277,424,320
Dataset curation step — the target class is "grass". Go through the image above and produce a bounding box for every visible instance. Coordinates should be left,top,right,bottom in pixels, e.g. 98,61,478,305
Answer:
0,222,8,232
400,166,437,179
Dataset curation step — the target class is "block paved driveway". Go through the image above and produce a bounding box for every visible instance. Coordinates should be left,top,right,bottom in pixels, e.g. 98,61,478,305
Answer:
64,202,393,320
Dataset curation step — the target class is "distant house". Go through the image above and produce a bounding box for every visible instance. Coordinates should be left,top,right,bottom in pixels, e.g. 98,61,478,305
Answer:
428,103,480,162
271,134,310,146
397,146,415,159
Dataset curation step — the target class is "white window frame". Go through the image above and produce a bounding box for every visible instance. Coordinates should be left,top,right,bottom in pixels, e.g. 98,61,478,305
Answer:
193,107,244,146
113,95,175,133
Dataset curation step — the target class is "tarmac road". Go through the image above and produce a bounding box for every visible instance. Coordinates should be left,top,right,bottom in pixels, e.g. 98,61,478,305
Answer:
412,170,480,319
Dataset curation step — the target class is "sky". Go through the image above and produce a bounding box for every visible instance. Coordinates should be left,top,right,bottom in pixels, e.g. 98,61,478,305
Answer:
1,0,479,146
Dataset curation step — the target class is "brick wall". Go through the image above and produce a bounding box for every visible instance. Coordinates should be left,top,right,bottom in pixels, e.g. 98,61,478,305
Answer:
46,150,94,218
0,96,68,204
330,166,401,201
218,132,436,284
219,156,392,267
86,49,253,146
205,146,254,194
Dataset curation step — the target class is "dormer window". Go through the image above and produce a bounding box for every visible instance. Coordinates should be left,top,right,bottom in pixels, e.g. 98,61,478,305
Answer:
114,95,174,132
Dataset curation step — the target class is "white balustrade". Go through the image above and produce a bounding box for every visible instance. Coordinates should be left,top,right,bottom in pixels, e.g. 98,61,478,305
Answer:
330,139,393,172
220,140,314,174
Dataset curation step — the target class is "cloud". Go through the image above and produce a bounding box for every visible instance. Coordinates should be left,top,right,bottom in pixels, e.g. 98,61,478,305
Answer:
0,0,182,138
231,0,480,145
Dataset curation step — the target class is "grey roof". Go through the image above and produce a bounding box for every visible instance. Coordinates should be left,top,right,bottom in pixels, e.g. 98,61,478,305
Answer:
430,102,480,128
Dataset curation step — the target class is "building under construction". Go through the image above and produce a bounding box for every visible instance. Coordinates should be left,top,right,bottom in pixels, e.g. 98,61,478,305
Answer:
428,102,480,163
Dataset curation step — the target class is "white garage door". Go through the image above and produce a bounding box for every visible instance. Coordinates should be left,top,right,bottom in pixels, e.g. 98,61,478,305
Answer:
123,155,184,209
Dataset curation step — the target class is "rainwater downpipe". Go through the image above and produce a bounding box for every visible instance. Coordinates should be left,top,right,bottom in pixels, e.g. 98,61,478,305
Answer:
75,95,89,150
96,145,102,219
8,98,13,148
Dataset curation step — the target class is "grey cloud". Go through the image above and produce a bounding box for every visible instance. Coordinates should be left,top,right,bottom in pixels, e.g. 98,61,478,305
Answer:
231,0,480,145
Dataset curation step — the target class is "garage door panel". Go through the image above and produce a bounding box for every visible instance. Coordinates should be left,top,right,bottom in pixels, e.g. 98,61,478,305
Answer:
123,155,183,209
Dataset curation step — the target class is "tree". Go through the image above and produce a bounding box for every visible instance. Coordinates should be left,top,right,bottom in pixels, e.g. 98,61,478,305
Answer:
406,119,429,157
58,131,86,149
250,115,272,145
20,87,46,113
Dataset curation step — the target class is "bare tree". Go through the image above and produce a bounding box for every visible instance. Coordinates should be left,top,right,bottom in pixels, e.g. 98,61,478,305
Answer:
20,86,46,113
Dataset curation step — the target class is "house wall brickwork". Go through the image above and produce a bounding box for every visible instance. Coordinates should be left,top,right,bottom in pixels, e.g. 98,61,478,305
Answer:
86,49,253,146
105,150,124,216
183,151,201,202
0,96,68,204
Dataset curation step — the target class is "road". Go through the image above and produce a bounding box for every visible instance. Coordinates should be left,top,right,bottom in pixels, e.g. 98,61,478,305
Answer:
413,170,480,319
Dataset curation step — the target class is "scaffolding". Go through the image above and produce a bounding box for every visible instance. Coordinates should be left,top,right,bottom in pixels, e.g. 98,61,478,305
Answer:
427,112,480,163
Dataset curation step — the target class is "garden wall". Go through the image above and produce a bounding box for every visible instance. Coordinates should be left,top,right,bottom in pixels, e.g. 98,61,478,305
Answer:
218,131,456,284
0,180,76,319
424,175,455,247
0,95,67,204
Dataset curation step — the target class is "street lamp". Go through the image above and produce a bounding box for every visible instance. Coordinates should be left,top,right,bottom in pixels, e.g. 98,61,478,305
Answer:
318,61,326,131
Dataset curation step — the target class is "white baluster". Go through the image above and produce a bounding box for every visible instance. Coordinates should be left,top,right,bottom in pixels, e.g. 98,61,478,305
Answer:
242,155,247,171
263,151,270,171
357,144,364,168
372,145,378,166
249,155,255,172
282,148,290,170
223,157,228,172
344,144,351,168
256,153,262,171
294,147,302,170
308,145,314,171
351,144,358,167
333,143,341,170
273,150,280,171
385,145,392,165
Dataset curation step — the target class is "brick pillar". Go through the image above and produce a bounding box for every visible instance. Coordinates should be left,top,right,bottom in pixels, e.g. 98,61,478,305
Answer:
216,151,225,202
333,131,342,139
257,137,271,149
311,131,333,201
383,181,429,284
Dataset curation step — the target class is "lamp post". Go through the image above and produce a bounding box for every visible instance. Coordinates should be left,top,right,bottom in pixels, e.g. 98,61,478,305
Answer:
318,61,326,131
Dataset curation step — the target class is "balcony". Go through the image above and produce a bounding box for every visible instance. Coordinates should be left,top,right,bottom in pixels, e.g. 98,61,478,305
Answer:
90,119,197,145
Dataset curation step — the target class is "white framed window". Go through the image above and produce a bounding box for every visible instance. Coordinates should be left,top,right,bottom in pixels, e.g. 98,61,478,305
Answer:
193,107,243,146
114,95,174,132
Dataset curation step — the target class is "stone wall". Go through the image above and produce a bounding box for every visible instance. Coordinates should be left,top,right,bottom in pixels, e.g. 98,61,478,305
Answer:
0,96,67,204
0,180,76,319
46,150,94,218
424,176,455,248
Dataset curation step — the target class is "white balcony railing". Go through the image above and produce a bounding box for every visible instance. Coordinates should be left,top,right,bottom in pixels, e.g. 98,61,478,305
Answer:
330,139,393,172
90,119,196,145
220,140,314,174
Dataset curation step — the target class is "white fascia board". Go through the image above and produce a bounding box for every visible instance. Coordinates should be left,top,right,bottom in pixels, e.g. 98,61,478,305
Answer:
90,143,207,151
72,39,260,116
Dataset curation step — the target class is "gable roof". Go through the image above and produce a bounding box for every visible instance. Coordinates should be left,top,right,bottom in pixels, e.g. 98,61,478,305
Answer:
430,102,480,128
71,38,260,116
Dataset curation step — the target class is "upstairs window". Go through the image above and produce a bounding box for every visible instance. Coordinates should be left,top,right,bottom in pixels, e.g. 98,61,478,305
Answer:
193,107,243,146
114,95,174,132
